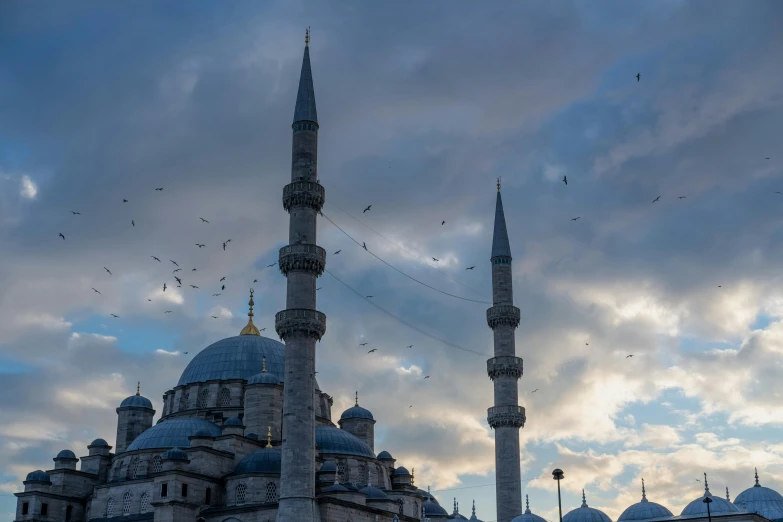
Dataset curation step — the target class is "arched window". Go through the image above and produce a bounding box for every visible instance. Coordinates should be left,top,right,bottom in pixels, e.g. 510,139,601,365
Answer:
140,492,149,513
106,498,114,517
236,483,247,505
205,487,212,505
219,387,231,407
358,464,366,486
265,482,278,503
337,461,346,483
130,457,140,479
152,455,162,473
122,492,132,515
397,498,404,515
199,389,210,408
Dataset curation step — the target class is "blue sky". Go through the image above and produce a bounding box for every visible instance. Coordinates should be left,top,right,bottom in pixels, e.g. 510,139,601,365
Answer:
1,1,782,520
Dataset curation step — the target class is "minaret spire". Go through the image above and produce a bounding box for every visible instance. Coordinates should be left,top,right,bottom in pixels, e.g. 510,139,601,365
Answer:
293,29,318,125
525,494,531,513
642,478,647,501
487,180,524,522
755,467,761,487
136,382,140,396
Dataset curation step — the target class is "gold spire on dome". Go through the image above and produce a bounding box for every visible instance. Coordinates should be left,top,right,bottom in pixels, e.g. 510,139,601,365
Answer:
355,391,359,407
239,289,261,336
305,27,310,47
266,426,273,448
136,382,140,396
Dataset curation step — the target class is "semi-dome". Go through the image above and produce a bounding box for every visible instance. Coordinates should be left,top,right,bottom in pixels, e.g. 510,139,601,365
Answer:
315,426,375,458
89,438,109,447
681,476,740,517
235,448,282,475
162,447,189,461
513,496,549,522
25,470,51,483
55,449,77,460
618,481,673,522
177,335,285,386
359,485,389,500
377,450,393,460
119,394,153,409
423,496,449,516
394,466,411,476
734,469,783,519
563,491,613,522
224,416,244,426
126,418,221,451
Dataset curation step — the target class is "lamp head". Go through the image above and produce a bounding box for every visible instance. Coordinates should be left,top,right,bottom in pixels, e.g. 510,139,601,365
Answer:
552,469,565,480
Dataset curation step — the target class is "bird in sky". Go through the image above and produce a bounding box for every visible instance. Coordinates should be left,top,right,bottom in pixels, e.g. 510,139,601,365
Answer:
174,276,182,285
196,244,205,248
409,405,413,408
59,233,65,240
183,352,188,355
678,196,686,199
190,285,199,289
333,250,341,255
199,217,209,223
532,389,539,393
223,242,227,251
571,217,580,221
766,157,771,160
173,268,182,273
92,288,102,295
164,310,172,313
191,268,197,271
359,343,369,346
131,220,135,227
253,279,258,283
441,220,445,225
267,262,276,268
776,192,782,195
123,199,128,203
718,285,722,288
586,343,589,346
221,285,226,291
563,175,568,185
104,267,112,275
170,260,179,267
70,211,81,215
151,256,161,262
466,266,475,270
363,205,372,213
163,283,167,292
110,314,119,318
260,328,266,331
652,196,661,203
317,287,322,291
367,348,377,353
366,295,373,299
362,242,367,251
626,354,634,358
432,257,439,262
220,277,226,282
212,293,221,296
407,345,413,349
424,376,430,379
636,72,641,82
155,187,163,191
211,316,218,319
147,299,152,302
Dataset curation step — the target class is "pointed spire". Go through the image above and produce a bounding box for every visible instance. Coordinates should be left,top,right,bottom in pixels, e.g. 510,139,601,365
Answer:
293,29,318,124
525,494,531,514
581,489,588,507
262,356,268,372
453,498,457,515
457,501,460,514
266,426,273,448
491,181,512,259
355,391,359,407
726,486,731,501
472,500,476,516
755,467,761,487
240,289,261,335
136,382,140,396
704,472,711,495
641,478,647,501
411,467,415,485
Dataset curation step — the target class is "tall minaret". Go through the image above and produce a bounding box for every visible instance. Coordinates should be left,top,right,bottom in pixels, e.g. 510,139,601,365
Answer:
486,179,525,522
275,28,326,522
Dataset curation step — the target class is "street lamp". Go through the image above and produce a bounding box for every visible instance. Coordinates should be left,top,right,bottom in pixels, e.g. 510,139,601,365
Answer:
552,469,565,522
703,495,713,522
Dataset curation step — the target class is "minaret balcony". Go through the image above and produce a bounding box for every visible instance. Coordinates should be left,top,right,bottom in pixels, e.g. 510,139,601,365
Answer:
282,180,325,213
487,405,526,429
275,308,327,341
486,305,521,329
278,244,326,276
487,356,523,380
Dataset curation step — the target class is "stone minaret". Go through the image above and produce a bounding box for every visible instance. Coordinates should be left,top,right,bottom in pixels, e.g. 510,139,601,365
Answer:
275,28,326,522
486,179,525,522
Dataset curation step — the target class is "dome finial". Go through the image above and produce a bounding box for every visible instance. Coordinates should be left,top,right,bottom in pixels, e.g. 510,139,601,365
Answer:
305,27,310,47
473,499,476,516
262,356,267,373
355,391,359,407
497,176,501,192
642,478,647,501
581,489,588,507
453,498,457,515
704,472,710,494
755,467,760,487
266,426,273,448
411,467,415,485
525,494,531,513
726,486,730,501
239,288,261,336
136,381,140,396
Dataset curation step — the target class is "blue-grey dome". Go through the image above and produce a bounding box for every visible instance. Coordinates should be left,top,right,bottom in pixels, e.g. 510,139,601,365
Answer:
323,483,350,493
320,461,337,472
224,416,244,426
246,433,259,441
563,494,613,522
377,450,393,460
315,426,375,458
618,499,672,522
177,335,285,386
126,418,221,451
423,497,449,516
360,486,389,500
235,448,281,475
513,499,549,522
340,405,374,421
394,466,411,476
192,428,214,438
120,394,153,409
681,488,739,517
25,470,50,482
162,447,189,461
55,449,76,460
248,371,280,385
734,472,783,520
89,438,109,447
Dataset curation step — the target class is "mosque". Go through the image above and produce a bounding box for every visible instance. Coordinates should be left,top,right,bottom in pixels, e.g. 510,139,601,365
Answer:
12,31,783,522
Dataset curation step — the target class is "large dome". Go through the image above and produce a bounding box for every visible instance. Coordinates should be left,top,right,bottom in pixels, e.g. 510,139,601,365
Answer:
734,470,783,520
126,418,221,451
315,426,375,458
618,482,672,522
563,492,613,522
177,335,285,386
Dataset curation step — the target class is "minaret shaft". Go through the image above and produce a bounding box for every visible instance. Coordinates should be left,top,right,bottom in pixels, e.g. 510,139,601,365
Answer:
487,188,525,522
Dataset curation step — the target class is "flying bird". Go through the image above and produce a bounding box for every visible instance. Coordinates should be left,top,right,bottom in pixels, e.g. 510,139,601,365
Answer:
253,279,258,283
173,268,182,273
212,293,221,296
70,211,81,215
151,256,161,262
317,287,322,291
359,343,369,346
333,250,341,255
267,263,276,268
363,205,372,213
678,196,687,199
466,266,475,270
766,157,771,160
174,276,182,285
226,239,232,243
147,299,152,302
365,295,373,299
424,376,430,379
260,328,266,331
190,285,199,289
367,348,377,353
718,285,722,288
196,244,205,248
183,352,188,355
59,233,65,240
220,277,226,282
563,175,567,185
362,242,368,251
192,268,197,271
407,345,413,349
92,288,102,294
110,314,119,318
123,199,128,203
163,283,167,292
626,354,634,358
199,217,209,223
432,257,439,262
164,311,172,313
170,260,179,267
104,267,112,275
652,196,661,203
211,316,218,319
223,242,227,251
221,285,226,291
532,389,539,393
131,220,135,227
571,217,580,221
636,73,641,82
441,220,446,225
155,187,163,191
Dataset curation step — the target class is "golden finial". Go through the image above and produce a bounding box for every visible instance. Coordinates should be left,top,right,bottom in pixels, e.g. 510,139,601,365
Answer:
136,382,140,396
262,356,267,373
305,27,310,47
355,391,359,407
266,426,273,448
497,176,501,192
240,288,261,336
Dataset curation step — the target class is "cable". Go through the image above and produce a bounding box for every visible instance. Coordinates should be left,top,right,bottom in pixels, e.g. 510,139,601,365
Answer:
326,201,492,301
324,268,490,358
321,211,491,305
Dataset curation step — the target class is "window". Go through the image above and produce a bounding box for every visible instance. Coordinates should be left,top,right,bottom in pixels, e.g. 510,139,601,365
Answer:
66,505,73,521
160,483,168,498
199,389,210,408
122,492,132,515
106,498,114,517
22,502,28,515
152,455,162,473
219,388,231,407
236,483,247,505
130,457,140,479
337,461,346,483
205,487,212,505
41,503,48,516
181,483,188,497
397,498,404,515
265,482,277,503
140,493,149,513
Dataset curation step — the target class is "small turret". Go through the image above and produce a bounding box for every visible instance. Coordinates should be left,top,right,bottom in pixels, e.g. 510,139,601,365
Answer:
338,391,376,451
115,382,155,453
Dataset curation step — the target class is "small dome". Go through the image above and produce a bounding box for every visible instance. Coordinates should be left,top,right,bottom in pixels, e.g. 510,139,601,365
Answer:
248,371,280,385
162,447,189,461
192,428,214,438
55,449,77,460
423,497,449,516
394,466,411,476
127,418,221,451
681,478,740,517
618,482,673,522
340,405,374,421
469,499,485,522
246,433,259,441
25,470,50,483
360,486,390,500
224,416,244,427
89,438,109,447
563,491,613,522
734,469,783,520
320,461,338,472
315,426,375,458
120,394,153,409
513,496,549,522
235,448,282,475
377,450,393,460
323,483,350,493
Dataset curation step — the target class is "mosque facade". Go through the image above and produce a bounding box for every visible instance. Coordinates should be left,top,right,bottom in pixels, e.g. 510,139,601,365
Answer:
12,32,783,522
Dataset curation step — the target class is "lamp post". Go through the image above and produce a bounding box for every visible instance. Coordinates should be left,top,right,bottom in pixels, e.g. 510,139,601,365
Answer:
552,469,565,522
703,495,713,522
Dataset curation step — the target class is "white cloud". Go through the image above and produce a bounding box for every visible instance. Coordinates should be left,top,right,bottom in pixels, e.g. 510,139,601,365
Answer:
19,175,37,199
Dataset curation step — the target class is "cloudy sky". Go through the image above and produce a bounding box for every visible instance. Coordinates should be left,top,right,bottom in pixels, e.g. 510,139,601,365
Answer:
1,0,783,520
